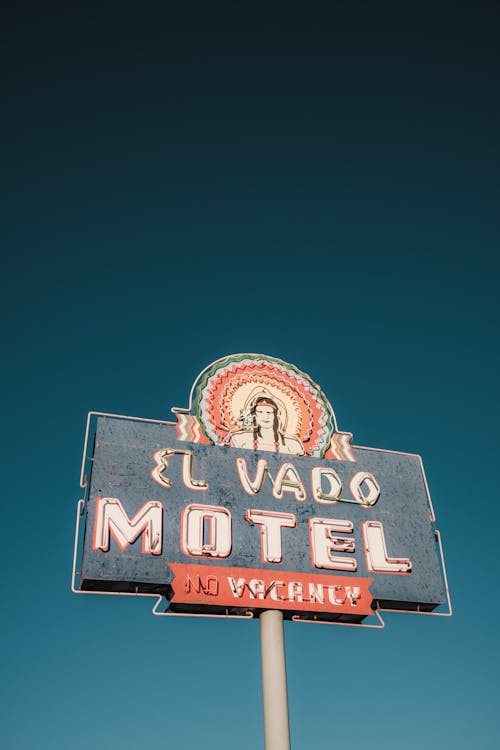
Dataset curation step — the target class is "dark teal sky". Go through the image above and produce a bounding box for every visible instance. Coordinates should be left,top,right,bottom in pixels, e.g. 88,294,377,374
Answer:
2,3,499,749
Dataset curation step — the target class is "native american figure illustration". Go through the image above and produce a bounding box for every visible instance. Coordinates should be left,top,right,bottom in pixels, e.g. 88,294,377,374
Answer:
224,389,304,455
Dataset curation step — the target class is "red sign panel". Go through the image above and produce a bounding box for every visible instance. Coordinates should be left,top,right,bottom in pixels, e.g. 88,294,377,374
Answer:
169,563,373,616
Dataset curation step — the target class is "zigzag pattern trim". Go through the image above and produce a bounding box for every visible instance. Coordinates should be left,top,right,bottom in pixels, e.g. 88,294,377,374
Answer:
325,433,357,462
175,414,212,444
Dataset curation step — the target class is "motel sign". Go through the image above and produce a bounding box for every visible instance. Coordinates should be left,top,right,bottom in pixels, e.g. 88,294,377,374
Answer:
73,353,450,624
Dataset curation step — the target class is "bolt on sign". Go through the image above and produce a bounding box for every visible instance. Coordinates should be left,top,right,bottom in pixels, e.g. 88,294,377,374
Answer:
73,354,451,625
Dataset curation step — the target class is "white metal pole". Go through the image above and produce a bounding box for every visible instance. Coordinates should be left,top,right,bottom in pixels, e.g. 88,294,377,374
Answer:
260,610,291,750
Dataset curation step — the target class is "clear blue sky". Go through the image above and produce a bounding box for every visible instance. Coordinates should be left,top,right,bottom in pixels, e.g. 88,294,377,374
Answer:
2,2,498,748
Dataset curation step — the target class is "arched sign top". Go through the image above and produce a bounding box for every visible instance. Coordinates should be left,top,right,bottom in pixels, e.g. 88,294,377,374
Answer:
174,353,352,459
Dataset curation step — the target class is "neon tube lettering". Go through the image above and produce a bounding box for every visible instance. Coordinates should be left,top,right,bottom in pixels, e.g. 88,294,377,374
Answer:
245,509,297,563
151,448,208,491
363,521,412,573
93,497,163,555
309,517,357,571
180,504,231,558
236,457,268,495
312,467,342,504
272,462,307,501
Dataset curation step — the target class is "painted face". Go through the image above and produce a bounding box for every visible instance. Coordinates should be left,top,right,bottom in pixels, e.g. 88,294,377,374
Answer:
254,405,275,429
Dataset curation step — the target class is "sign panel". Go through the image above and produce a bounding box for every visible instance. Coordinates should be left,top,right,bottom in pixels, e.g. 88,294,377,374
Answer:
74,354,449,624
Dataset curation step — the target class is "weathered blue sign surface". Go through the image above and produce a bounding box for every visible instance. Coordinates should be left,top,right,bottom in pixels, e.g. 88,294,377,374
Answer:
74,354,449,623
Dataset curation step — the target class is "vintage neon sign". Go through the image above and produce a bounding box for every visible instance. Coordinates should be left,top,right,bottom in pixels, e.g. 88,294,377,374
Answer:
73,353,450,625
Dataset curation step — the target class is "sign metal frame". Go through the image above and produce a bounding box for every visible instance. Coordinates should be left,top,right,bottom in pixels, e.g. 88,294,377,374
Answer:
72,410,452,629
